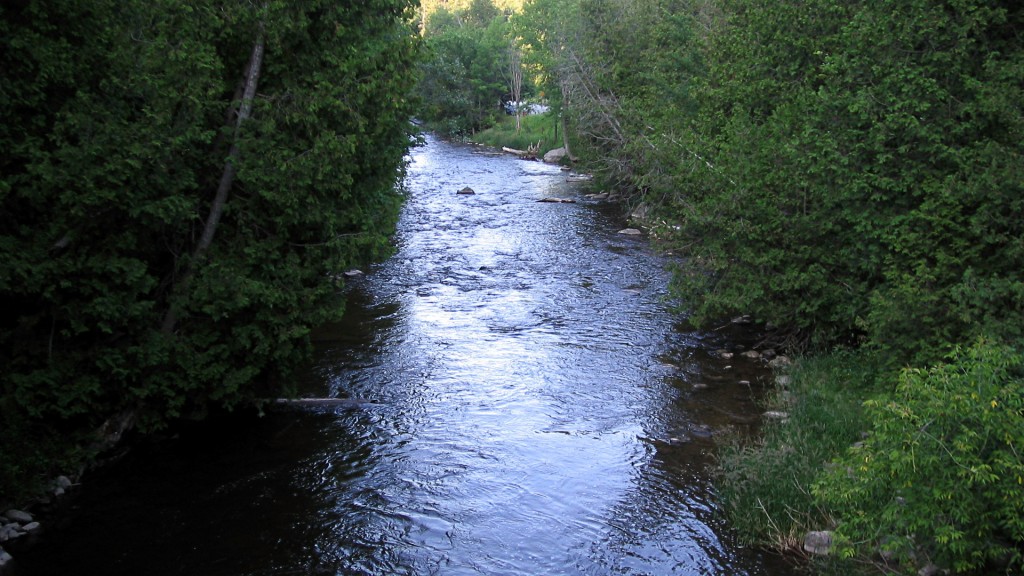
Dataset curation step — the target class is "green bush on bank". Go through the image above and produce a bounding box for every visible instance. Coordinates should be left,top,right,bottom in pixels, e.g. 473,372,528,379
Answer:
814,340,1024,574
718,341,1024,575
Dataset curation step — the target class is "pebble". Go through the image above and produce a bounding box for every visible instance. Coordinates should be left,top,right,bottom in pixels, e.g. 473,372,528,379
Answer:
0,525,21,542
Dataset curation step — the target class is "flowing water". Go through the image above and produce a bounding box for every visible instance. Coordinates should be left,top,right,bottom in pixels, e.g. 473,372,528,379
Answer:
11,134,798,575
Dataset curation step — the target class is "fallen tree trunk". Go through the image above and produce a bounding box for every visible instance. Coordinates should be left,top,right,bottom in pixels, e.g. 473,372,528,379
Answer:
272,397,377,408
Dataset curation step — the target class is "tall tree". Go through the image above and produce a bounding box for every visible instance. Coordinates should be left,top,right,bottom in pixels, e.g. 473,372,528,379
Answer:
659,0,1023,360
0,0,421,498
418,1,510,135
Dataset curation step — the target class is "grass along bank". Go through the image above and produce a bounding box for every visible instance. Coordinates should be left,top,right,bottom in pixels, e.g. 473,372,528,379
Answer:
470,112,563,159
717,342,1024,575
716,350,877,572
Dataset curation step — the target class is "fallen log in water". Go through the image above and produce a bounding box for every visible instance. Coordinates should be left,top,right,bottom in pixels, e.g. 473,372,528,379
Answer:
272,397,375,409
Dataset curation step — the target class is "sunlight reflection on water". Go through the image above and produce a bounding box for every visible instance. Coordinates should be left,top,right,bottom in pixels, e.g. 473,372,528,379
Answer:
11,134,798,576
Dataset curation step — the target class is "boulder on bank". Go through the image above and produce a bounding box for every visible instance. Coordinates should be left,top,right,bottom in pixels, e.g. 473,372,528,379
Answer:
3,510,32,524
630,203,650,224
543,147,567,163
803,531,833,555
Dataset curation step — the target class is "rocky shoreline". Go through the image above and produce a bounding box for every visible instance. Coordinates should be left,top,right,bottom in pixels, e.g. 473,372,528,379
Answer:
0,475,76,570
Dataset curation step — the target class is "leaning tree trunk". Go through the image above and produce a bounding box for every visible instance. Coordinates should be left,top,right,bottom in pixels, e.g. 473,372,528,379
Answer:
161,35,265,335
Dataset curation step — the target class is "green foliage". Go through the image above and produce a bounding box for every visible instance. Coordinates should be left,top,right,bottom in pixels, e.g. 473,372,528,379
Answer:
418,3,518,136
655,0,1023,363
814,340,1024,573
1,0,420,499
516,0,704,191
471,111,559,154
716,351,877,552
0,397,92,506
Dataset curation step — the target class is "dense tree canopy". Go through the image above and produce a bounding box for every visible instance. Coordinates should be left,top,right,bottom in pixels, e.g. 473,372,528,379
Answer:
513,0,1022,366
1,0,420,499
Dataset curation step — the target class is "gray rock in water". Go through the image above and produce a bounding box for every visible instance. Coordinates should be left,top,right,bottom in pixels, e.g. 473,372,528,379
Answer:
22,522,40,533
742,350,762,359
0,548,12,567
617,228,643,235
55,475,73,490
3,510,32,524
803,530,833,556
457,186,475,195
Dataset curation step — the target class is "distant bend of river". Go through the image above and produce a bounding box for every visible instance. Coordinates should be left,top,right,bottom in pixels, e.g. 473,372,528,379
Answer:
11,134,797,576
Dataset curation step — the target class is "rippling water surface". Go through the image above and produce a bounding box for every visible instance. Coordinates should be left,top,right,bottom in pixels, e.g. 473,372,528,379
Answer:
13,135,796,575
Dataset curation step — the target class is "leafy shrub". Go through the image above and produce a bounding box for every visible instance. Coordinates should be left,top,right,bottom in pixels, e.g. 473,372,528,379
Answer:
813,340,1024,573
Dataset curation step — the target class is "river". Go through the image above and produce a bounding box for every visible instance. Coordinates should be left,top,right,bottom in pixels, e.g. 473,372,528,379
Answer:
10,134,797,575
